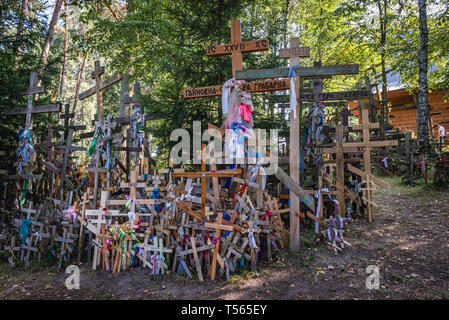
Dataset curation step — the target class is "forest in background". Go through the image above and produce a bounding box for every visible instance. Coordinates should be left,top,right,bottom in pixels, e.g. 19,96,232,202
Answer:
1,0,448,168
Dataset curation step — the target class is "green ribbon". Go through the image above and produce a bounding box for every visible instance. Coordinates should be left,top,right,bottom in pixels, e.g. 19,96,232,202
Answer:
20,179,29,206
130,231,141,251
88,127,103,156
166,166,174,185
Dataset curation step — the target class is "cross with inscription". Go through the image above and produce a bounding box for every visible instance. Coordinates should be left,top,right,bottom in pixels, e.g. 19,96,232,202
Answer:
184,20,303,99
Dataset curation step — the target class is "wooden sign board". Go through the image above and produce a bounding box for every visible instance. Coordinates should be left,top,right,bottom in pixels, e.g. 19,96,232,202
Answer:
184,78,290,99
299,90,370,102
206,39,269,56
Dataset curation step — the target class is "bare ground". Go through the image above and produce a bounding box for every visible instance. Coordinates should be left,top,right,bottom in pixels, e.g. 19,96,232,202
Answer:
1,177,448,300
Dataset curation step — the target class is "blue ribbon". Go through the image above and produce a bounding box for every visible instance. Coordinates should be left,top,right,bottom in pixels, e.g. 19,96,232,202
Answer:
152,189,161,212
19,219,30,245
224,164,236,189
222,214,231,237
288,64,300,78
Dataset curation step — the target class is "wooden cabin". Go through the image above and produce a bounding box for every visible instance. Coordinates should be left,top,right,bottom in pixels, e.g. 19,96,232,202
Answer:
349,89,449,138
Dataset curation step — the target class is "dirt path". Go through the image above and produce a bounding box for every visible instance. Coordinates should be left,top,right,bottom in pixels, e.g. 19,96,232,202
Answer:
1,178,448,300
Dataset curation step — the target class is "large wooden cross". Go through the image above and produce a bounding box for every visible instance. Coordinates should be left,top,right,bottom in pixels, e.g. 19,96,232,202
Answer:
183,20,308,99
344,109,398,221
79,61,123,120
278,38,310,252
236,58,361,251
317,110,397,220
1,72,60,129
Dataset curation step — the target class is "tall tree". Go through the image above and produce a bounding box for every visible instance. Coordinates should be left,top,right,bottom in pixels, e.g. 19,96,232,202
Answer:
39,0,64,67
416,0,430,154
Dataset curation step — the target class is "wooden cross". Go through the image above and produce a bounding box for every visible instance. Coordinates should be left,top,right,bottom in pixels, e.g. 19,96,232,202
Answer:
21,201,36,220
343,109,398,221
84,119,110,206
79,61,123,120
1,72,60,129
240,219,261,270
55,227,75,269
36,125,58,198
108,170,157,207
137,236,172,274
54,129,86,199
184,19,298,99
236,58,362,246
85,191,109,270
279,38,311,252
55,103,87,141
204,212,233,281
77,189,90,263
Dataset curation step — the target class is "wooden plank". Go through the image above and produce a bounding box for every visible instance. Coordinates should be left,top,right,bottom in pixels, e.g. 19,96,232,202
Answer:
274,165,315,212
347,164,390,190
1,104,60,116
206,39,269,56
299,90,369,102
235,64,360,81
79,74,123,100
190,238,204,282
279,47,310,59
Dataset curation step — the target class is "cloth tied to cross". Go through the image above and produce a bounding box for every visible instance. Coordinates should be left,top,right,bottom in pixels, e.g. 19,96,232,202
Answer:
314,188,329,233
62,206,77,222
288,64,300,119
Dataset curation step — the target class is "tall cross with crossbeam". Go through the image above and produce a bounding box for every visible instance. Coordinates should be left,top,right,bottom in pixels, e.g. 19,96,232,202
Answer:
235,55,361,251
1,72,61,129
184,20,307,99
79,61,123,121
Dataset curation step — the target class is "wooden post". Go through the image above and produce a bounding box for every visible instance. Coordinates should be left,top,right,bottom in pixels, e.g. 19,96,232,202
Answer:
286,38,301,252
336,125,346,217
201,144,206,217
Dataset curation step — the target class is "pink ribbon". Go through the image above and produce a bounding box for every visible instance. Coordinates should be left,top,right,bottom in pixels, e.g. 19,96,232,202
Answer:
261,210,273,220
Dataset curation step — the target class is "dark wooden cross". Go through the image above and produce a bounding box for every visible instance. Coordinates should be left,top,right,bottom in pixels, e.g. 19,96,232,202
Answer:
54,129,86,200
343,109,398,221
79,61,123,120
1,72,60,129
56,103,87,141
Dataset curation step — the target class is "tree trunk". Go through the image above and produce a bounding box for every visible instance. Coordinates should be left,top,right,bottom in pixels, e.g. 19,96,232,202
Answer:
59,0,69,100
378,0,388,136
70,53,88,125
417,0,430,154
39,0,64,68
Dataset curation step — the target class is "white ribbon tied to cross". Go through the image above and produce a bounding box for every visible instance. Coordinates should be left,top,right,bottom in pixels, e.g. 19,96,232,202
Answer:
382,157,388,168
289,64,300,119
248,229,258,249
314,188,329,233
248,161,267,190
221,78,235,117
128,211,136,224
